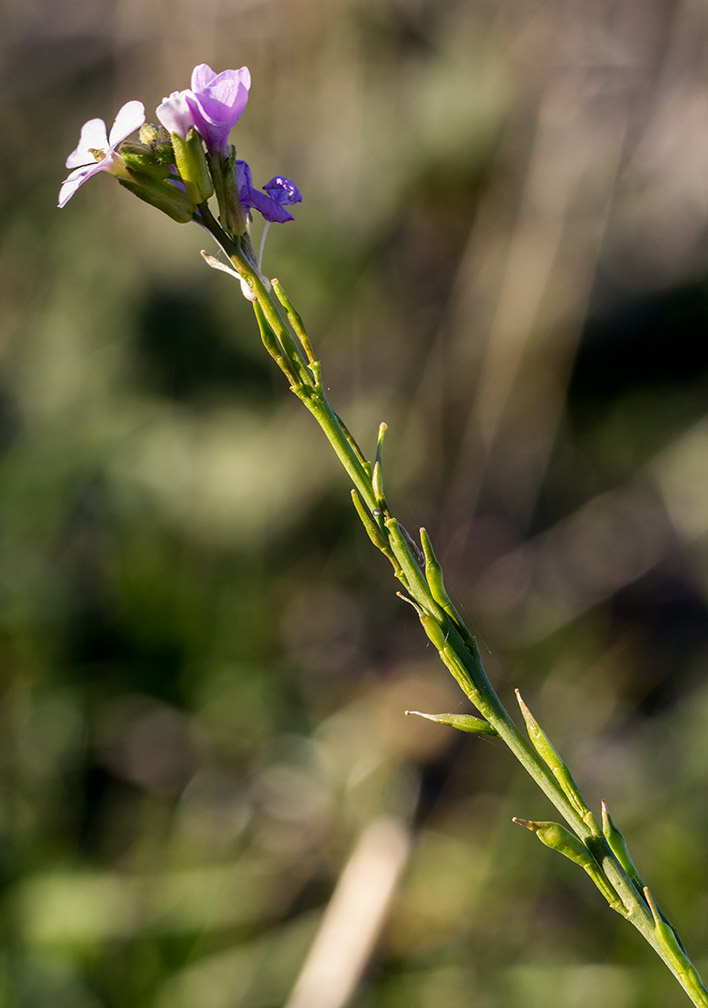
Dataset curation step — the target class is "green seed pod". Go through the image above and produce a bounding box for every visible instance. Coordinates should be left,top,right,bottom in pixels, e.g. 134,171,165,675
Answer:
601,800,644,893
513,819,595,869
405,710,497,736
272,279,316,365
440,645,484,704
351,490,397,565
385,518,434,608
513,818,621,909
645,887,694,973
419,528,475,648
372,459,386,510
417,610,449,652
516,690,591,822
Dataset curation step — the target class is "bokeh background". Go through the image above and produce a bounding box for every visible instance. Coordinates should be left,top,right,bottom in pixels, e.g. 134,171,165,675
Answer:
2,0,708,1005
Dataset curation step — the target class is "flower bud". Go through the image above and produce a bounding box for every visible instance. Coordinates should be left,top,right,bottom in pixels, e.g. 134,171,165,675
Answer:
170,127,214,205
139,123,176,167
118,172,195,223
119,141,171,181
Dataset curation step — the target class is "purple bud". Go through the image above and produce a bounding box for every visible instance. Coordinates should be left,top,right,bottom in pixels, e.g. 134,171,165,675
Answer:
236,162,302,223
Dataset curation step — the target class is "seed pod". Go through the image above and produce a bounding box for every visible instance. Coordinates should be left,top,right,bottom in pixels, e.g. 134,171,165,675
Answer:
513,818,621,909
516,690,592,824
406,710,497,736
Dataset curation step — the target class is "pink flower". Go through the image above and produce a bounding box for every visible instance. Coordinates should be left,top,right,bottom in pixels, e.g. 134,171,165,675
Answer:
58,101,146,208
156,64,251,154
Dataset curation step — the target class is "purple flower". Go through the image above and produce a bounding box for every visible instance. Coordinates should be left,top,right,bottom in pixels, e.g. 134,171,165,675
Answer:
58,101,146,208
236,162,302,223
157,64,251,154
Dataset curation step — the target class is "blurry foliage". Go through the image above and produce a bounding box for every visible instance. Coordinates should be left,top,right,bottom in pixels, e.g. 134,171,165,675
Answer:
1,0,708,1005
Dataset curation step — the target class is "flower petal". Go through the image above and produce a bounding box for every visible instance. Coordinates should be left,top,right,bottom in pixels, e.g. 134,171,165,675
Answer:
190,63,218,90
156,91,195,138
263,176,302,206
235,160,253,189
65,118,109,169
241,186,295,223
108,100,146,147
188,66,251,152
58,162,104,208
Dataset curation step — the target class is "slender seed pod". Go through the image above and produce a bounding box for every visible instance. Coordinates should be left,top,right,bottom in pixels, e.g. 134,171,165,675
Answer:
398,598,483,704
405,710,498,736
440,645,484,705
251,302,298,383
372,460,386,510
515,690,593,825
272,278,316,364
351,490,398,567
601,800,645,894
385,518,444,617
419,527,475,648
375,422,387,471
644,887,706,998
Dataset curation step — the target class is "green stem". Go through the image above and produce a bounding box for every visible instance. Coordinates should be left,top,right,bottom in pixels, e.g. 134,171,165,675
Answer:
206,227,708,1006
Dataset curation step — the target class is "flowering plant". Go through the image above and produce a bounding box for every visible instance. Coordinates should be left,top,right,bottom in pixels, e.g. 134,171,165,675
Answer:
59,64,708,1007
58,62,300,245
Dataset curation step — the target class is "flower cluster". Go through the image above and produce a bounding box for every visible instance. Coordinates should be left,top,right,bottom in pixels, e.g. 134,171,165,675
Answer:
58,63,301,234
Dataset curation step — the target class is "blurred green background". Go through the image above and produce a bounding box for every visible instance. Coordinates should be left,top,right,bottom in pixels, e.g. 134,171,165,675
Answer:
2,0,708,1005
